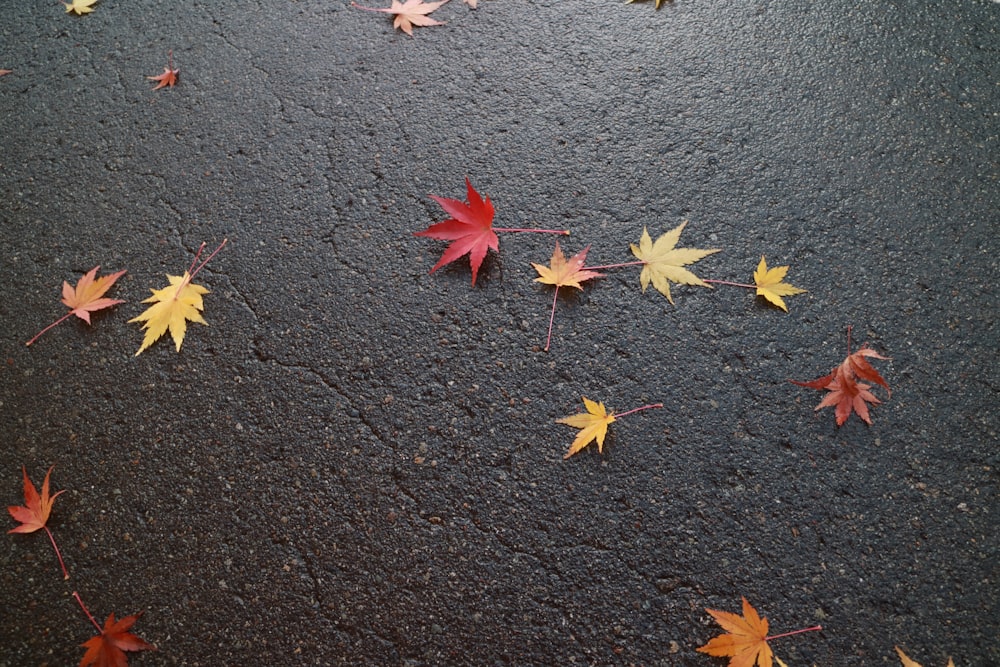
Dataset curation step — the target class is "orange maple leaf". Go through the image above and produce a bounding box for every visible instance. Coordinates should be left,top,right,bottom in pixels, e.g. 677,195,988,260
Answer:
79,611,156,667
698,597,775,667
351,0,449,36
532,242,603,351
147,50,179,90
26,266,126,346
8,465,70,578
792,329,890,426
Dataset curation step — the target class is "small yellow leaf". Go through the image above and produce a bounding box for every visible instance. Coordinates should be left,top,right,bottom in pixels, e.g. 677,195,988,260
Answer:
629,222,720,304
64,0,98,15
753,256,806,312
557,397,616,459
129,273,209,355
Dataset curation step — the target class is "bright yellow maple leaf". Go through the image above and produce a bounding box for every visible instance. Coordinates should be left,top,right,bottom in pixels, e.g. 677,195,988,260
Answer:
129,273,209,355
630,222,720,304
64,0,98,15
557,397,616,459
753,256,806,312
895,646,955,667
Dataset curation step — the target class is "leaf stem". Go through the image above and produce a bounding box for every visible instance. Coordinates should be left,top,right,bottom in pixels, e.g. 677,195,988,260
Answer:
615,403,663,419
766,625,823,642
167,49,174,71
543,286,559,352
44,525,69,579
703,278,756,289
846,324,853,355
172,238,228,301
493,227,570,235
25,311,74,346
73,591,103,633
583,260,646,271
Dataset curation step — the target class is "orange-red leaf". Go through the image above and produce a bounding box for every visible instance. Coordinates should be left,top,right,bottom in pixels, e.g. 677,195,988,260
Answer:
792,344,890,426
147,51,179,90
697,597,773,667
532,242,603,290
415,177,498,285
80,612,156,667
27,266,126,346
8,466,65,535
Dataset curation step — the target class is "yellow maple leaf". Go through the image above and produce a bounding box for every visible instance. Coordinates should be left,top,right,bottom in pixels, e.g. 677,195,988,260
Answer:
895,646,955,667
626,0,672,8
129,273,209,355
752,256,806,312
630,222,720,304
557,397,616,459
64,0,98,15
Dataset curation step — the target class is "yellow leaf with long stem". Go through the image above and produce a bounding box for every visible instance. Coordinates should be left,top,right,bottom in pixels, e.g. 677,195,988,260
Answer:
557,398,662,459
630,223,720,304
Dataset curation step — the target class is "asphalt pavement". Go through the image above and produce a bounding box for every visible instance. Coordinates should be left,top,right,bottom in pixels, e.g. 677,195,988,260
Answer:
1,1,997,665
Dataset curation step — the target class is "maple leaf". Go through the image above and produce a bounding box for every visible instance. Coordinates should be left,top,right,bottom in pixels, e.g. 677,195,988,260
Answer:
416,177,497,285
64,0,98,15
630,222,720,304
147,50,178,90
0,69,11,77
627,0,672,7
752,256,806,312
415,178,566,286
129,240,227,355
8,465,70,579
895,646,955,667
792,329,891,426
351,0,449,36
698,597,774,667
557,398,661,459
79,611,156,667
532,242,604,351
26,266,126,346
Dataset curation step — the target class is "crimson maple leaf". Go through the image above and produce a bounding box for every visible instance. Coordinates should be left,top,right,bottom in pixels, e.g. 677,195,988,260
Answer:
792,329,890,426
79,611,156,667
415,177,497,285
8,465,70,578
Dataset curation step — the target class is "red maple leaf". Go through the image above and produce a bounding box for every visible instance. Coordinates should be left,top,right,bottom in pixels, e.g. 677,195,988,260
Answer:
415,177,499,286
792,328,890,426
415,177,567,286
79,610,156,667
147,50,178,90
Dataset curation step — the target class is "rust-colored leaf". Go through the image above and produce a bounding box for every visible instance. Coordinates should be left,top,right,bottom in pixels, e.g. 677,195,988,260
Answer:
8,465,70,578
792,329,890,426
79,611,156,667
147,50,179,90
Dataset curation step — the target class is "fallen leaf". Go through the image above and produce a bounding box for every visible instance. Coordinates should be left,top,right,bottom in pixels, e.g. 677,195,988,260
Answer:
26,266,126,346
8,465,70,578
463,0,477,6
895,646,955,667
80,611,156,667
557,398,661,459
558,397,616,459
792,330,891,426
630,222,720,304
129,273,209,355
351,0,449,36
532,242,603,350
415,177,497,285
0,69,11,77
64,0,98,15
626,0,672,7
147,51,178,90
8,466,64,535
753,256,806,312
697,597,774,667
129,240,226,355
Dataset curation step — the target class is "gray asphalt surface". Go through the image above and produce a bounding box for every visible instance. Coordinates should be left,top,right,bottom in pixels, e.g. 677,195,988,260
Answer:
2,1,998,665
